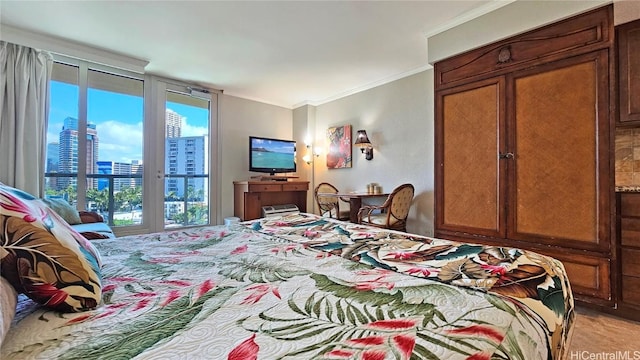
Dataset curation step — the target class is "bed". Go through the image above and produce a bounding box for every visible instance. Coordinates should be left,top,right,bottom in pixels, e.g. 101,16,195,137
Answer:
1,189,574,359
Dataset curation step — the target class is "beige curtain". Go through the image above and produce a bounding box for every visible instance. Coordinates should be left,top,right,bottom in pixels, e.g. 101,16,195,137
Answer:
0,41,53,197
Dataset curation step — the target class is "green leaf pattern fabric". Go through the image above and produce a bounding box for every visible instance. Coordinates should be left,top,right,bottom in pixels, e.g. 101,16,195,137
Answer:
0,183,102,313
2,213,574,359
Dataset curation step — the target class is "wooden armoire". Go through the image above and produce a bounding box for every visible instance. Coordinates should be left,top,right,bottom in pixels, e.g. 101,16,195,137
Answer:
434,6,615,306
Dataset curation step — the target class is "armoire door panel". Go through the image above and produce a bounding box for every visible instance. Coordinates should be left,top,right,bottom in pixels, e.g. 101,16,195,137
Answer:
537,250,612,301
437,78,506,237
509,51,609,250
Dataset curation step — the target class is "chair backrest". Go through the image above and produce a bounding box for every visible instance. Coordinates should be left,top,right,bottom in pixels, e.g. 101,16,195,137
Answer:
387,183,414,226
315,182,339,215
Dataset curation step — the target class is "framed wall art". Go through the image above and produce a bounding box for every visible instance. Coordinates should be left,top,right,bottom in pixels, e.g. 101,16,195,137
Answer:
326,124,352,169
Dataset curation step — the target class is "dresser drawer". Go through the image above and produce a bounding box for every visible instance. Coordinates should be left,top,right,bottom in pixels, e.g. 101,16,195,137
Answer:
620,193,640,217
622,276,640,305
248,184,282,192
283,183,308,191
621,217,640,248
622,248,640,277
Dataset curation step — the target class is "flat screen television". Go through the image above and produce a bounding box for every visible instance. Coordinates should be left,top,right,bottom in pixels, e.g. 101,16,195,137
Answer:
249,136,296,175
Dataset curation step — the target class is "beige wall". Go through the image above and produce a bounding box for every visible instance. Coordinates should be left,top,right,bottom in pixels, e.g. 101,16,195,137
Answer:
614,0,640,25
292,105,316,209
218,94,293,220
223,72,434,235
307,71,435,235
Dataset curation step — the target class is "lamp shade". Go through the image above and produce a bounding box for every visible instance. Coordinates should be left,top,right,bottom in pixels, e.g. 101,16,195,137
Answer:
354,129,373,160
354,130,371,147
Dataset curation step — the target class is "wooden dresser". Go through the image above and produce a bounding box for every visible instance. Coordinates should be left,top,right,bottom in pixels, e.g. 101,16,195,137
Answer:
233,180,309,221
613,18,640,320
618,192,640,320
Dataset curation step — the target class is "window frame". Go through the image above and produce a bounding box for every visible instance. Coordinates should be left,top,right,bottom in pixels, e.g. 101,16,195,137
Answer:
46,55,220,235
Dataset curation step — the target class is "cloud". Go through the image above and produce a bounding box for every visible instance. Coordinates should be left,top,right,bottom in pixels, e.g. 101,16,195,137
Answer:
46,114,207,166
166,108,208,137
181,118,208,137
96,120,144,163
47,118,66,145
46,120,142,164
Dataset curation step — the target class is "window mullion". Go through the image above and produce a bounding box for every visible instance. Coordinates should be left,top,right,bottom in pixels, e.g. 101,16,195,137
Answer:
76,61,89,210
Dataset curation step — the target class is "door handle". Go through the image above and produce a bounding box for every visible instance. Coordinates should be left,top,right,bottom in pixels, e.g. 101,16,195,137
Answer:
498,152,514,159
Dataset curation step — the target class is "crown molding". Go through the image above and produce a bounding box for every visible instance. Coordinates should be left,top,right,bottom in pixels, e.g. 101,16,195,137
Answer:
222,90,292,110
0,24,149,73
294,64,432,109
423,0,517,38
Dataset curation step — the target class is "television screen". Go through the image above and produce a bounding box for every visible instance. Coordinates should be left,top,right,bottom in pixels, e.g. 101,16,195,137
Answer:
249,136,296,175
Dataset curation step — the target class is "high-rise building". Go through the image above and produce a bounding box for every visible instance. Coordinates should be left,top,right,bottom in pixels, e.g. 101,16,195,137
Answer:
46,142,59,190
97,161,139,192
165,109,183,138
46,142,59,172
165,135,208,199
58,117,99,190
131,160,143,188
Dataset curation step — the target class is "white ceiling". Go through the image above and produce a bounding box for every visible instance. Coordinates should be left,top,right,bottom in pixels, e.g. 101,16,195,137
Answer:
0,1,507,108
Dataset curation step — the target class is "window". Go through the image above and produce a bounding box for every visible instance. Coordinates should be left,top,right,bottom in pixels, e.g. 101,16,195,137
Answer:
45,61,144,228
45,58,217,234
163,90,210,228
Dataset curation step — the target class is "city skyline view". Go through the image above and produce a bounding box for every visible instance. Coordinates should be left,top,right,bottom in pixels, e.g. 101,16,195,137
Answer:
47,80,209,165
42,63,212,229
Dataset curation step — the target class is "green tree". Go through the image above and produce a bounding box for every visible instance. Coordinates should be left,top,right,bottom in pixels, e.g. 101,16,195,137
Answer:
63,185,77,204
114,189,127,212
45,188,62,198
189,203,208,225
126,186,142,210
185,185,205,202
114,186,142,212
165,190,179,202
173,212,186,224
86,188,109,211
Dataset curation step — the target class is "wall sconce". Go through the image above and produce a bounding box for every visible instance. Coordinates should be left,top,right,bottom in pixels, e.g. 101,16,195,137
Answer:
354,129,373,160
303,143,322,165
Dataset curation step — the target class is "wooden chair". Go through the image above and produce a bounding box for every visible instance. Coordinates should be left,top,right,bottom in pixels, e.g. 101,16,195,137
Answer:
314,182,350,221
357,183,414,232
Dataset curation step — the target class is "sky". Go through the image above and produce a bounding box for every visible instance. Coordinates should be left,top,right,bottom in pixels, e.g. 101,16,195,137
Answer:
48,81,209,164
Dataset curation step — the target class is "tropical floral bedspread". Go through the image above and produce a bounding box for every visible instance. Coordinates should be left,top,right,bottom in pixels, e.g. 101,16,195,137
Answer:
2,213,574,360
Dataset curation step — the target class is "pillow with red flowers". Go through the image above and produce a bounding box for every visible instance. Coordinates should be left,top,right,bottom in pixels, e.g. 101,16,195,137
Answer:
0,183,102,312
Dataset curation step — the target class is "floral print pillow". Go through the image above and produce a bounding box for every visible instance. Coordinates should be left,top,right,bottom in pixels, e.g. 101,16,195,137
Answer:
0,183,102,312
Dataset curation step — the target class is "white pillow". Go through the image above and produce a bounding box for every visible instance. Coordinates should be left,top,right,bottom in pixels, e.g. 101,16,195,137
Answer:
0,276,18,345
41,198,82,225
